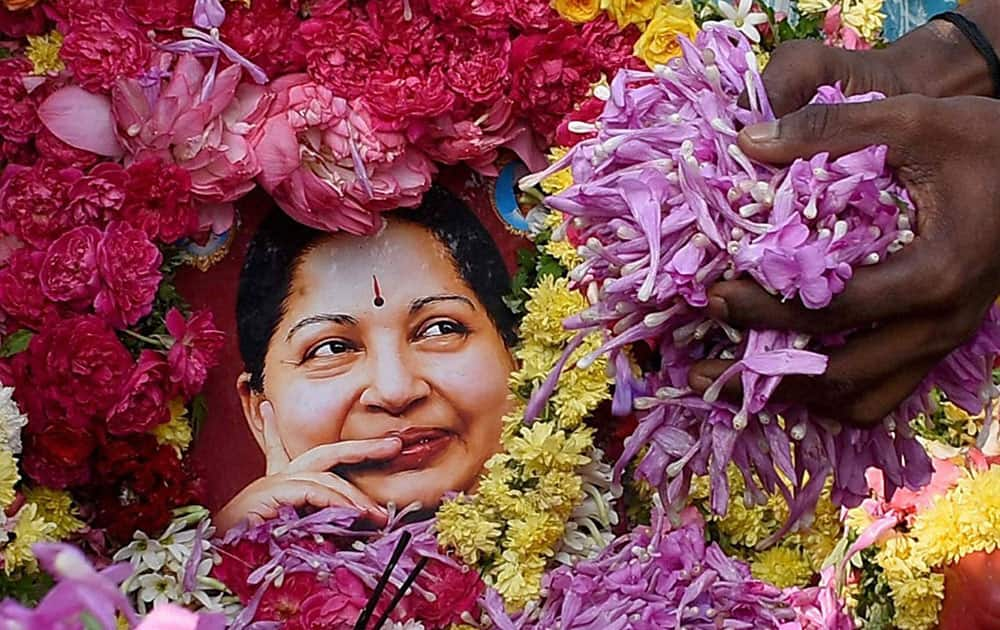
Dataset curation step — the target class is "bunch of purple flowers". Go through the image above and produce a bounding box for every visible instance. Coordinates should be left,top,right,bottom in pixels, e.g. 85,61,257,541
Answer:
525,25,1000,538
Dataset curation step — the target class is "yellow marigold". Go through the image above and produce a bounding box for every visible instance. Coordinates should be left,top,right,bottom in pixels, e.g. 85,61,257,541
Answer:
436,499,502,565
26,31,64,76
23,487,84,540
520,276,587,347
877,536,943,630
153,399,194,455
633,1,699,68
4,503,56,574
491,551,546,610
605,0,660,28
503,511,567,558
550,357,613,427
501,400,528,443
755,48,771,71
513,342,563,386
751,546,813,588
540,147,574,195
0,450,18,509
910,464,1000,567
507,423,592,475
553,0,602,22
528,468,585,515
841,0,885,41
544,238,584,271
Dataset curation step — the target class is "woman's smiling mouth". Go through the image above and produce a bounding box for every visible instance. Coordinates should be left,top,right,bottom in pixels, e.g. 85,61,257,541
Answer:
374,427,454,473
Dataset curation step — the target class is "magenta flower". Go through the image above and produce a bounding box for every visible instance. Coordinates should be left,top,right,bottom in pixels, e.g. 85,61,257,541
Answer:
250,74,436,234
165,307,225,398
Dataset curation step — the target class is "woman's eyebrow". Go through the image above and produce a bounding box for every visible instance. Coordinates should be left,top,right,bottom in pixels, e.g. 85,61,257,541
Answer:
285,313,358,341
409,294,475,314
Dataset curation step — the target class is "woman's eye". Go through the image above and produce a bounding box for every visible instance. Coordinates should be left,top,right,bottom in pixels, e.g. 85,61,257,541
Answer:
306,339,356,360
420,320,467,338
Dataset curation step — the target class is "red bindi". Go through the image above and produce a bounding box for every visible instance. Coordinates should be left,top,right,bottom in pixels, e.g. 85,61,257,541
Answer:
372,275,384,307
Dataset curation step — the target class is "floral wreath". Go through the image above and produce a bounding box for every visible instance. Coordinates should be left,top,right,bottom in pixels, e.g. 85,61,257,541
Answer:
0,1,995,629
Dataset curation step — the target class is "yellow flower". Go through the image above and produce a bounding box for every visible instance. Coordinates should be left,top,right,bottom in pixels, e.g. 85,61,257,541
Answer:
520,275,588,347
26,31,65,76
503,511,567,557
153,399,194,455
751,546,813,588
796,0,833,13
605,0,660,28
23,487,84,540
841,0,885,41
4,503,56,574
436,499,502,565
0,450,18,509
878,537,943,630
553,0,602,23
508,423,592,475
633,1,699,68
491,551,546,610
540,147,574,195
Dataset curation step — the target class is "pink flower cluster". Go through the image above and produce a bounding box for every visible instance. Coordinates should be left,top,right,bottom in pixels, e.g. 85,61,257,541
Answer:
527,26,1000,534
215,506,484,629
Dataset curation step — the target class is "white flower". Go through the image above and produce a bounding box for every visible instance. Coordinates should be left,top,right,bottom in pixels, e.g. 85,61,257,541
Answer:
383,621,426,630
115,532,167,572
710,0,769,42
138,573,182,609
555,447,621,565
0,387,28,454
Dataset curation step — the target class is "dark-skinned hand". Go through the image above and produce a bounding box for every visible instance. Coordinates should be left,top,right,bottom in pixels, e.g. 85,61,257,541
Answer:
688,94,1000,426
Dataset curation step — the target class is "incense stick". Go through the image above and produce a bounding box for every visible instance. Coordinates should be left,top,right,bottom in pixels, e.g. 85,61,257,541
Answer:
370,555,430,630
353,531,412,630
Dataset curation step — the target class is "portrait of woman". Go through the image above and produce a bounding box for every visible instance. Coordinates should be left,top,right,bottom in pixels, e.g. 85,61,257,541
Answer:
215,185,519,532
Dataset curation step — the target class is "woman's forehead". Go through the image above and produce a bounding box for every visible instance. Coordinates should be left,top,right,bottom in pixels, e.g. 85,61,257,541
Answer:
289,221,472,313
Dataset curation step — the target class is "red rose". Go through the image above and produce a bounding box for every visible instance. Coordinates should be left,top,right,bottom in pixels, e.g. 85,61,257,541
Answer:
0,4,45,38
510,26,601,145
21,422,96,487
94,221,163,329
291,569,369,630
405,560,485,627
298,4,379,101
67,162,128,227
213,538,271,601
106,350,172,435
0,161,83,249
0,248,63,329
429,0,508,29
60,12,152,93
0,58,40,145
122,159,198,244
555,96,605,148
580,17,644,77
220,0,305,77
39,225,102,306
165,308,224,397
505,0,561,32
19,314,132,426
123,0,194,30
35,127,100,169
90,431,204,542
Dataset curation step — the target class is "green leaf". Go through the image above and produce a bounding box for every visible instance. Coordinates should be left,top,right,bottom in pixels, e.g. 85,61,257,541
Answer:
535,253,565,280
190,394,208,438
0,330,34,358
80,612,104,630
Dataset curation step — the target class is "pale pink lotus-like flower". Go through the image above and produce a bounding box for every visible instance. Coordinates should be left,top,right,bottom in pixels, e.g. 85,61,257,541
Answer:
111,54,269,204
250,74,435,234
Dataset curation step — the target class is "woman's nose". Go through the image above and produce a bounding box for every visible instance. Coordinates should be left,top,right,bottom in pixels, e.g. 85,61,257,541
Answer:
358,349,430,416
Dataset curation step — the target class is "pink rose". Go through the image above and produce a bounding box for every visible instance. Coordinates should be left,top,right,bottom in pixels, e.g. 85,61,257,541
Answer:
112,54,269,204
39,225,102,305
0,248,62,329
17,313,132,427
298,3,379,102
35,127,100,168
66,162,128,227
555,96,604,147
580,16,644,76
251,74,435,233
405,560,485,627
94,221,163,329
60,12,153,93
0,58,40,145
0,3,45,38
165,308,225,397
429,0,508,28
107,350,172,435
413,100,521,175
444,28,511,106
505,0,561,32
0,161,83,249
122,158,198,244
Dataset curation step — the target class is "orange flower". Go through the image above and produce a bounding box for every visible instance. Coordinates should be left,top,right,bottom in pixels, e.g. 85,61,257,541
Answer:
3,0,40,10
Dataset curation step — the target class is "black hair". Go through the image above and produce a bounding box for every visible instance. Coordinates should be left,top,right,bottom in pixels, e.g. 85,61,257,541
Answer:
237,185,517,392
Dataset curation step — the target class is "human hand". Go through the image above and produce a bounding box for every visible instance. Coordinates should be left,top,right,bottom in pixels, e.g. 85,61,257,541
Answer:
216,401,402,532
756,19,995,117
689,94,1000,426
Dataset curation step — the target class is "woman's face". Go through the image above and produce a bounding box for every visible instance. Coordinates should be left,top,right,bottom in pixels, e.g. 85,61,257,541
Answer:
242,220,514,509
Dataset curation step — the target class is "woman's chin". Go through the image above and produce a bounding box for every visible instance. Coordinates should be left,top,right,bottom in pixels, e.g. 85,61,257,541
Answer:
352,468,466,513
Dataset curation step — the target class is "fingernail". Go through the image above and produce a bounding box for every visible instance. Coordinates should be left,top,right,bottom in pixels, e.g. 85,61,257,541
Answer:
742,121,779,142
708,296,729,321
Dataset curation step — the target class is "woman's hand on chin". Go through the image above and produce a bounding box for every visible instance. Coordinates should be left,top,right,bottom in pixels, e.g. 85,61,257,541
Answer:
215,402,402,533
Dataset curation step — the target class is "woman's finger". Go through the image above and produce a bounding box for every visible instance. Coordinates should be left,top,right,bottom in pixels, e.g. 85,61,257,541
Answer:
290,472,384,514
260,401,291,475
286,437,403,474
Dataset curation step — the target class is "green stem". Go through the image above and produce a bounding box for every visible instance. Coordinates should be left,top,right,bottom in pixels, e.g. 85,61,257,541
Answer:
121,328,162,347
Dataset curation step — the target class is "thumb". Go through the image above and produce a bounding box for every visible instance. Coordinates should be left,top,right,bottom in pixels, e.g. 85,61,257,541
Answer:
737,95,927,166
